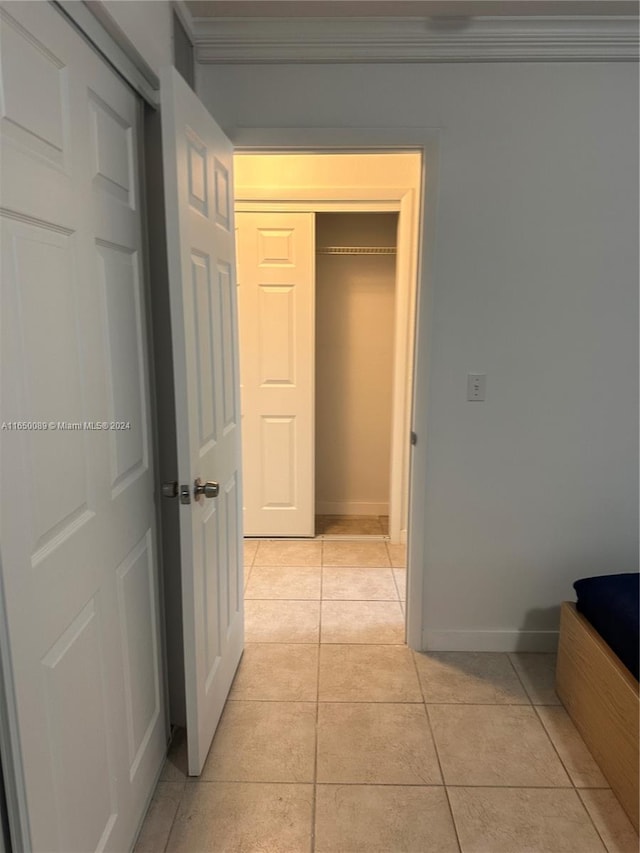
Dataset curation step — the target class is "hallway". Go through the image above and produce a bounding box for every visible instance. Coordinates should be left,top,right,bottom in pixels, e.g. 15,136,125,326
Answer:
135,541,636,852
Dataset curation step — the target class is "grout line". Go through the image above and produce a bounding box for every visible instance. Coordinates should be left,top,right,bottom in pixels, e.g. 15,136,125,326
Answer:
574,789,620,852
524,680,610,805
531,704,579,791
242,640,317,645
575,787,620,791
249,564,391,569
226,698,318,705
246,597,399,603
244,640,406,645
323,565,396,571
310,558,324,852
183,779,315,787
245,598,322,603
247,563,323,569
505,652,540,706
421,700,567,708
410,649,463,853
226,698,426,704
180,779,586,789
390,563,402,603
243,641,413,648
160,781,185,853
436,783,599,789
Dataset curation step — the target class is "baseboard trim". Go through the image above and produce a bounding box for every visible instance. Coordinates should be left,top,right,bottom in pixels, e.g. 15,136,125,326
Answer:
422,629,559,653
316,501,389,516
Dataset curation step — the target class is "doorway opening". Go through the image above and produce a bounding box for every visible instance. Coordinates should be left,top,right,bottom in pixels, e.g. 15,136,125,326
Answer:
234,151,422,548
315,212,398,540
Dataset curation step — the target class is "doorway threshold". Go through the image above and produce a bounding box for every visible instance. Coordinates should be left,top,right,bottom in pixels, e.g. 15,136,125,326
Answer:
316,534,390,542
244,534,391,542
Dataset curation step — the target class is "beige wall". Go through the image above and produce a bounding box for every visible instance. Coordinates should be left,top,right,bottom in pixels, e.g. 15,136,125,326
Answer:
234,152,421,193
315,214,398,516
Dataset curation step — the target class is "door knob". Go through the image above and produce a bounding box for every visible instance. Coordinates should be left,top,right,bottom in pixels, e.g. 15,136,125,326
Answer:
194,478,219,500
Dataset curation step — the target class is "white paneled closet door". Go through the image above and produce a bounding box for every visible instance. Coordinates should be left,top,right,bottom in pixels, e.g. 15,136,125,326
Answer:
236,211,315,537
0,3,165,850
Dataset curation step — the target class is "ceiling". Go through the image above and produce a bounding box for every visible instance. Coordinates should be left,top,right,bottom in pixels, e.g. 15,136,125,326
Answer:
185,1,639,17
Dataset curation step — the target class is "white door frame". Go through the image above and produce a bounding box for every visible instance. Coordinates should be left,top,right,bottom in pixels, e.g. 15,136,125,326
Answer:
235,192,413,546
231,129,441,651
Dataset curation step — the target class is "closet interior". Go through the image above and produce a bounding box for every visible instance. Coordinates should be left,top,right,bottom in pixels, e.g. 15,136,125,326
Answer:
315,212,399,537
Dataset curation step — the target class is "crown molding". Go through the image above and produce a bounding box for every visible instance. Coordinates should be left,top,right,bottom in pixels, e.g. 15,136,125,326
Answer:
193,15,639,62
173,0,195,39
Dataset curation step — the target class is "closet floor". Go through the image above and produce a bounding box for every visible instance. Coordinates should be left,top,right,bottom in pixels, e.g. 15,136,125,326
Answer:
316,514,389,536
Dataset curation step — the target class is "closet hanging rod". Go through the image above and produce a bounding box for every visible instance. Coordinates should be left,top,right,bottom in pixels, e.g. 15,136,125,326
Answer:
316,246,397,256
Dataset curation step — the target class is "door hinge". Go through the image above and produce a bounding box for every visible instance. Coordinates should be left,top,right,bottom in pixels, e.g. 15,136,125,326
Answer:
410,431,417,446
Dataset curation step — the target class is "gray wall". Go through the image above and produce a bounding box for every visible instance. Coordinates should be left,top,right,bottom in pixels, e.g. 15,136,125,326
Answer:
98,0,173,74
198,60,639,649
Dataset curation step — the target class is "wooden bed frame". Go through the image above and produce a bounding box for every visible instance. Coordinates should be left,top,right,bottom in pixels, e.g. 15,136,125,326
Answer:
556,601,639,832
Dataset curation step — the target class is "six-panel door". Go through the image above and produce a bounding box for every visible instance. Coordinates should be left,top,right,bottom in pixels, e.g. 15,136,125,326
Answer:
0,3,165,849
236,211,315,537
160,67,244,776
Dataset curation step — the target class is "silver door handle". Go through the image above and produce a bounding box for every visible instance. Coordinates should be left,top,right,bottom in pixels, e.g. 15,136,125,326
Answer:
194,478,219,500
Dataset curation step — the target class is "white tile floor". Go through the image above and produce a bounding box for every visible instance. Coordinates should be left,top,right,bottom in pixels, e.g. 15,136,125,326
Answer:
135,540,639,852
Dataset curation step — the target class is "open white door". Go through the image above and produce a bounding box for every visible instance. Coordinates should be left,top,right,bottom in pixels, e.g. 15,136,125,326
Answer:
160,68,244,775
236,212,315,536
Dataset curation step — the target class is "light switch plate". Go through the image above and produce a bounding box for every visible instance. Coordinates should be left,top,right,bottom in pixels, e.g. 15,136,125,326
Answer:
467,373,486,401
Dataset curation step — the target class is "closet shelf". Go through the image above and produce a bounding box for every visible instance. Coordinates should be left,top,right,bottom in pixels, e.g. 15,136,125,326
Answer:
316,246,397,255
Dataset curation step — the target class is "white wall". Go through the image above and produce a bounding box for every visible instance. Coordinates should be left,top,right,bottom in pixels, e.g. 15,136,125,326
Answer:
199,61,639,649
96,1,173,75
316,214,397,516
